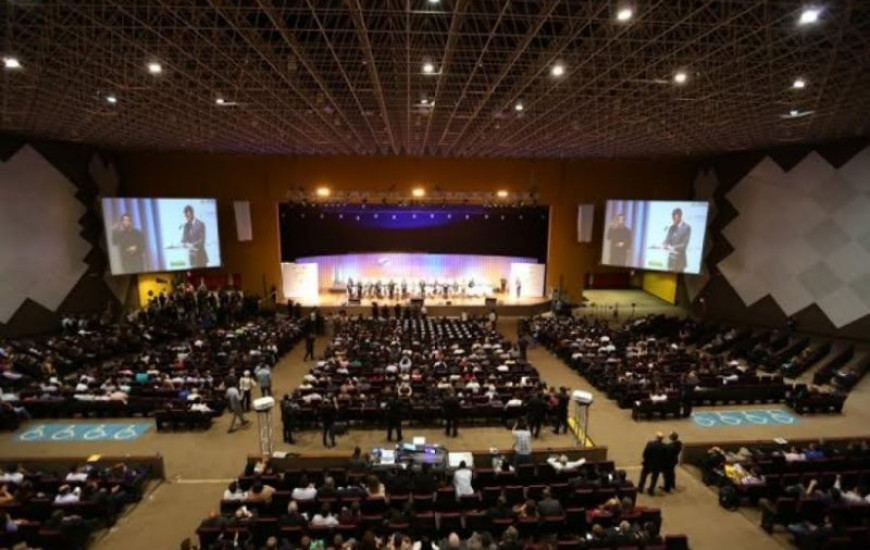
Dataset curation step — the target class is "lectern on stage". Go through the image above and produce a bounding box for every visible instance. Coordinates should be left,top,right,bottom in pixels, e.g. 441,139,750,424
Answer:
571,390,594,447
253,396,275,456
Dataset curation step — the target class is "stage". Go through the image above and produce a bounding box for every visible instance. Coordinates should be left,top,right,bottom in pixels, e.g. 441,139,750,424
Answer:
286,292,553,317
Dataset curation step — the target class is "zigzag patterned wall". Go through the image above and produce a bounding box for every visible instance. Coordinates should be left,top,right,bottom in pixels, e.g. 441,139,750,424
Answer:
694,139,870,334
0,138,129,336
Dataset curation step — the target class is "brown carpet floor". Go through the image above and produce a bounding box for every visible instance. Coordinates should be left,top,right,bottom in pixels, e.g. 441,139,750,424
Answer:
2,316,868,550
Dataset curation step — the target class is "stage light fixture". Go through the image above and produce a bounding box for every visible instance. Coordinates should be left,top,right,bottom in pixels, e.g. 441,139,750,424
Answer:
412,188,425,198
550,64,565,77
792,78,806,89
105,94,118,105
673,71,688,84
798,7,821,25
616,8,633,22
422,62,435,74
147,61,163,74
3,57,22,70
514,102,524,111
316,187,331,197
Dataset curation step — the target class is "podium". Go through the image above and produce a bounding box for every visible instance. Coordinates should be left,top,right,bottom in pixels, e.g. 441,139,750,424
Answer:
253,397,275,456
164,246,190,271
644,247,670,271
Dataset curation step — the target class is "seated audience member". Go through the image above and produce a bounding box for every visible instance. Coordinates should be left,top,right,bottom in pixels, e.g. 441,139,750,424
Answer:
537,487,563,516
364,475,387,498
281,501,308,526
310,503,340,528
546,454,586,472
54,485,81,504
513,499,539,519
223,481,246,501
318,476,338,499
291,477,318,501
452,461,474,497
349,447,369,472
246,480,276,504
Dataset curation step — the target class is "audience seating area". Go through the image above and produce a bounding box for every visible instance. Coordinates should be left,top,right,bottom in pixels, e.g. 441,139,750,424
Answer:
0,289,306,428
288,318,550,430
194,456,690,550
529,315,853,419
690,438,870,550
0,455,163,550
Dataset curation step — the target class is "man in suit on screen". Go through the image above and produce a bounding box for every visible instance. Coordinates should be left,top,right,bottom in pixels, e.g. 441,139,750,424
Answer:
606,213,633,266
112,213,146,274
181,204,208,268
663,208,691,272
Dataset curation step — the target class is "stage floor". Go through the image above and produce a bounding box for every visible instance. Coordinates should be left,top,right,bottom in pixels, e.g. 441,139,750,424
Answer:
287,292,553,317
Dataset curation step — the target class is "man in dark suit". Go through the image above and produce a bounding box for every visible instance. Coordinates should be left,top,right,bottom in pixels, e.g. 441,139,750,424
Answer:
113,213,146,273
552,386,571,434
606,213,633,267
663,432,682,493
280,394,296,444
537,488,564,517
386,394,404,442
527,391,546,438
638,432,666,495
663,208,691,272
442,391,460,437
181,205,208,268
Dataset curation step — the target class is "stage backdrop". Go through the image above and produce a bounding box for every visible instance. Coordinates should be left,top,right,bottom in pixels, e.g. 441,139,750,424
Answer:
296,252,542,296
279,204,549,262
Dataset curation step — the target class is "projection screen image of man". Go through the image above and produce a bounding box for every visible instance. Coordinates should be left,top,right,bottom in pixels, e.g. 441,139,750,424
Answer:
112,213,146,274
181,204,208,268
663,208,692,272
601,200,708,274
606,213,633,266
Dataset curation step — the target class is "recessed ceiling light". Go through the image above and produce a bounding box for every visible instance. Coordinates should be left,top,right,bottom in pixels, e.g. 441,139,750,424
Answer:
497,190,509,198
427,0,440,4
616,8,633,22
421,98,429,105
673,71,688,84
798,7,821,25
515,102,524,112
105,94,117,105
422,62,435,74
789,109,799,117
412,188,425,198
792,77,806,89
551,64,565,77
147,61,163,74
3,57,21,70
316,187,330,197
216,98,225,105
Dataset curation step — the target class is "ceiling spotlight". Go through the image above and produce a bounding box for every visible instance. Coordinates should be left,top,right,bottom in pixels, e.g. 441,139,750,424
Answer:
147,61,163,74
422,62,435,74
551,64,565,77
3,57,21,70
105,94,117,105
616,8,634,22
792,78,806,89
216,98,225,105
789,109,799,117
428,0,440,3
316,187,331,197
421,98,429,105
497,190,509,198
412,188,425,198
673,71,688,84
798,7,821,25
514,102,524,112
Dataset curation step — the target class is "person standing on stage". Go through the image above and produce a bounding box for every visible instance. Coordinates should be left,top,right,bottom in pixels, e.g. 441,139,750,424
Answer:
385,393,404,442
606,213,633,267
239,369,254,412
515,278,522,299
181,205,208,268
442,390,460,438
663,207,692,272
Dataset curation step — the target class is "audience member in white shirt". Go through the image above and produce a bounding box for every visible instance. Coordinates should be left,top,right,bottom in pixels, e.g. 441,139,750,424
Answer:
452,462,474,497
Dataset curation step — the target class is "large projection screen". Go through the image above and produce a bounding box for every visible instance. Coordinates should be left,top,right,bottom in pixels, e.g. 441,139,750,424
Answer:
102,197,222,275
602,200,709,274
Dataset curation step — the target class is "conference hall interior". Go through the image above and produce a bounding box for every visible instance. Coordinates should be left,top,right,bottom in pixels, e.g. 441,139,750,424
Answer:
2,2,870,550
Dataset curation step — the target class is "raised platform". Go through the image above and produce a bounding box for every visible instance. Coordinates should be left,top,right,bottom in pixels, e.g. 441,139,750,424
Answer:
285,293,552,317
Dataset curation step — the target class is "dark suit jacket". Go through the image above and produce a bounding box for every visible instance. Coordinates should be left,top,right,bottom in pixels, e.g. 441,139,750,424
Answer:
642,440,667,471
664,223,691,255
537,497,564,517
182,218,208,266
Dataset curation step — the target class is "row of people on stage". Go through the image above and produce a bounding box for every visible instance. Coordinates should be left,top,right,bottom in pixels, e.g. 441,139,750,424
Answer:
345,278,506,301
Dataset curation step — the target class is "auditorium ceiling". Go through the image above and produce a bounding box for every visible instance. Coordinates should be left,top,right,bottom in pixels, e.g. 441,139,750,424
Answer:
1,1,869,158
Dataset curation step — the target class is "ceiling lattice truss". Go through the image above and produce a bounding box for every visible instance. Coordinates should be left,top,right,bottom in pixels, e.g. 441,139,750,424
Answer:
2,1,870,158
